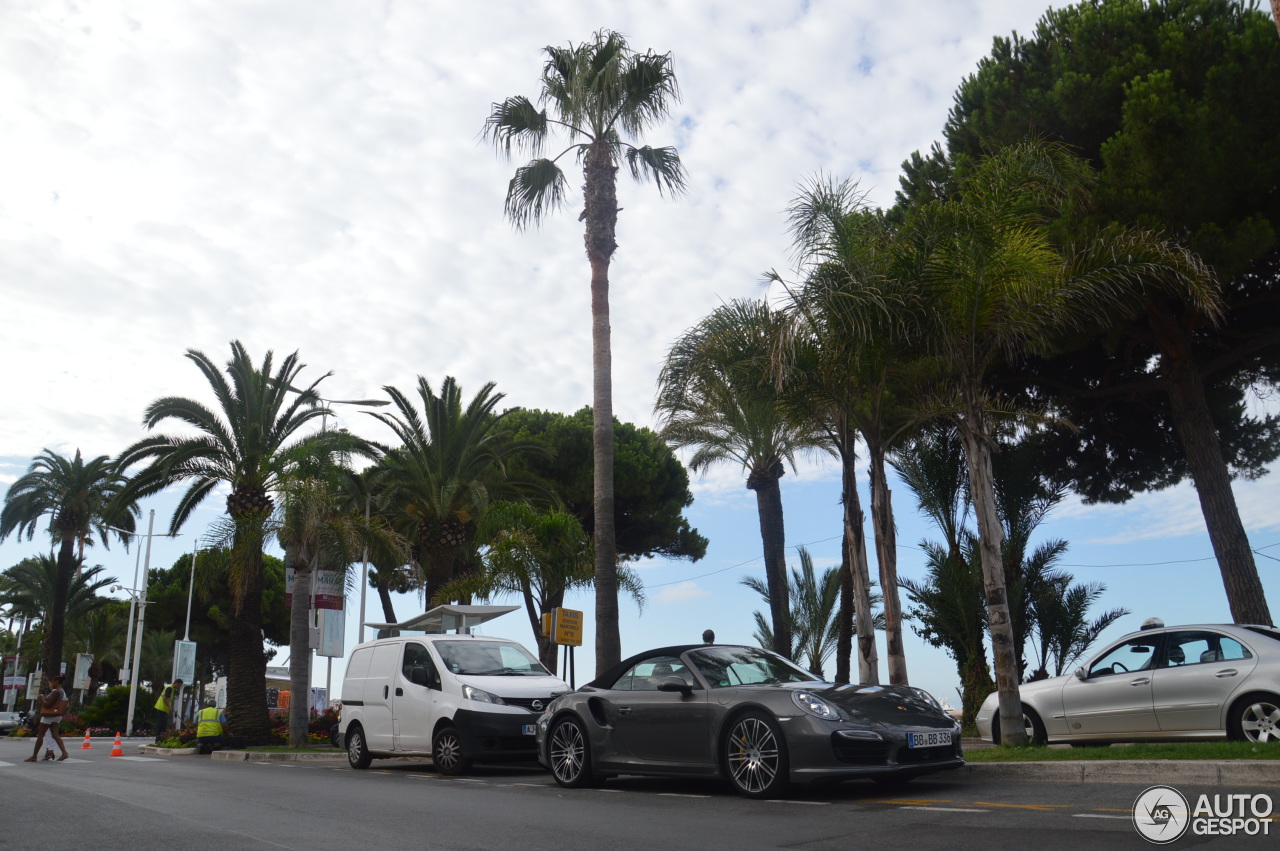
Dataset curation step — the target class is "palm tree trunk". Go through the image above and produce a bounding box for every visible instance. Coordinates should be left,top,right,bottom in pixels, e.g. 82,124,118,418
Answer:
749,462,792,658
868,442,908,686
227,534,270,744
287,551,313,748
585,139,621,676
835,546,853,684
841,439,879,684
1272,0,1280,38
1147,300,1272,625
958,403,1024,746
43,531,77,687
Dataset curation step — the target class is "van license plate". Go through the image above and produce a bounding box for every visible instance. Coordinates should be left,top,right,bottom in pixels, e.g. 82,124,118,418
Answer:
907,731,952,748
522,724,537,736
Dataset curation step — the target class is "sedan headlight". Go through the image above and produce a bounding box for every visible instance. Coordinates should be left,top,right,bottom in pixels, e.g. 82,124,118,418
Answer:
462,685,504,704
793,690,838,720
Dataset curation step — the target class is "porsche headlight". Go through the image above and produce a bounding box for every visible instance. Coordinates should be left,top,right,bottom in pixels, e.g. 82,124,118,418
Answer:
793,690,838,720
909,687,942,709
462,685,503,704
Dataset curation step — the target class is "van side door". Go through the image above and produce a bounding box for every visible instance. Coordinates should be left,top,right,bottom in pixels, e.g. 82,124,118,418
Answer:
364,642,402,750
395,641,441,752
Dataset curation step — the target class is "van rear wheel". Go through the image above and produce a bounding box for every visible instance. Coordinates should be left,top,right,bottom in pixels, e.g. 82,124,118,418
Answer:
346,726,372,770
432,725,472,776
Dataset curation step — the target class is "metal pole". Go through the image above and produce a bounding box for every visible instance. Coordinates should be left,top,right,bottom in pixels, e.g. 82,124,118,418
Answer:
184,539,197,641
121,541,144,686
358,495,370,645
125,510,156,737
7,615,26,712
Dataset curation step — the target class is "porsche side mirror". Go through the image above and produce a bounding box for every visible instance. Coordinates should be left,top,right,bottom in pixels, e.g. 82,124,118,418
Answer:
657,676,693,697
1074,667,1086,681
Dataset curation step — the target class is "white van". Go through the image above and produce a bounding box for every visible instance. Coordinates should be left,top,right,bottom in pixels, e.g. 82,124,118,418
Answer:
339,605,569,774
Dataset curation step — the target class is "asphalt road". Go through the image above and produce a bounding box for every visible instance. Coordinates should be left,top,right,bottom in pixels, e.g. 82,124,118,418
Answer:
2,737,1275,850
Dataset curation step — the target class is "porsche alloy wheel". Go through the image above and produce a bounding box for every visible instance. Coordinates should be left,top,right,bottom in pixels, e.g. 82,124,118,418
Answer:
723,711,789,798
548,716,596,788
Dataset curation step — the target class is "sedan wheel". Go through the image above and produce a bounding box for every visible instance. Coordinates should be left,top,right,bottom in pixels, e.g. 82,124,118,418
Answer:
723,711,789,799
346,726,372,770
1234,697,1280,744
548,716,596,788
432,726,472,776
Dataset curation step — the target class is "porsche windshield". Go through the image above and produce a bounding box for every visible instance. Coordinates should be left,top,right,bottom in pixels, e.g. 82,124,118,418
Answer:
433,640,550,676
688,646,820,688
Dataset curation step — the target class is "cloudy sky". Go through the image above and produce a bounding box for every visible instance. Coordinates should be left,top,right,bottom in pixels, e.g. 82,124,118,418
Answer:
3,1,1278,702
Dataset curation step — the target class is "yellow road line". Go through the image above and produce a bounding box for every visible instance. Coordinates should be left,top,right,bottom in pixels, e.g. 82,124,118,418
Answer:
972,801,1072,812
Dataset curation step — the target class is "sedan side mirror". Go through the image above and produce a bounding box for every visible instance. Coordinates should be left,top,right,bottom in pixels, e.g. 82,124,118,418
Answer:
657,676,693,698
1074,667,1086,681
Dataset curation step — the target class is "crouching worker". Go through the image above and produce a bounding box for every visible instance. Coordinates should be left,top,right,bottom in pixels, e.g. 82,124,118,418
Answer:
195,699,227,755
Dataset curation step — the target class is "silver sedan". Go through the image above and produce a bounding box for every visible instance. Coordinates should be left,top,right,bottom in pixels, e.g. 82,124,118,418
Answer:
977,621,1280,746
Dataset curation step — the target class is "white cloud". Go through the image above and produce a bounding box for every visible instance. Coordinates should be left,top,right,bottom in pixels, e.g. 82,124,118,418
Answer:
656,581,712,605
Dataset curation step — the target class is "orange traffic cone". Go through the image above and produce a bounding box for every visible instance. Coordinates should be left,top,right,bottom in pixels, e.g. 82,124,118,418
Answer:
80,731,92,750
109,733,124,757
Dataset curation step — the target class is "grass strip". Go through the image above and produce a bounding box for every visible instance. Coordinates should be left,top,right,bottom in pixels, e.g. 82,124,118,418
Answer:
966,741,1280,762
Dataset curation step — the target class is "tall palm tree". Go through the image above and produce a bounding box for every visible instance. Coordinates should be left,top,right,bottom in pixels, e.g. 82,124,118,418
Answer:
369,376,547,606
274,472,409,747
117,341,330,743
485,30,687,674
898,140,1219,744
1,450,136,685
66,605,127,703
779,177,930,686
656,300,833,658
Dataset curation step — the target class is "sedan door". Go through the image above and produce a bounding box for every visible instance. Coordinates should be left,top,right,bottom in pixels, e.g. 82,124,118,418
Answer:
1153,631,1258,732
1061,637,1160,735
607,656,712,766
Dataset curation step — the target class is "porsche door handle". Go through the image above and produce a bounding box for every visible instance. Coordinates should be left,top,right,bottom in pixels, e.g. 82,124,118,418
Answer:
1215,669,1239,678
617,706,631,716
1130,678,1150,686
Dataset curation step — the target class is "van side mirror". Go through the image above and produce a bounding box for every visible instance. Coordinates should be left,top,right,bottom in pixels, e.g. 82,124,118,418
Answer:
1074,667,1086,681
409,666,428,687
657,676,693,698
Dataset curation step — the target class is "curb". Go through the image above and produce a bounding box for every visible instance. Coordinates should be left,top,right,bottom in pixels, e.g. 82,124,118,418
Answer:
960,760,1280,787
137,745,199,756
211,750,347,762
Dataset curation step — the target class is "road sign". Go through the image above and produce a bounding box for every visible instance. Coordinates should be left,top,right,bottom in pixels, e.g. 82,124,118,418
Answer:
551,608,583,647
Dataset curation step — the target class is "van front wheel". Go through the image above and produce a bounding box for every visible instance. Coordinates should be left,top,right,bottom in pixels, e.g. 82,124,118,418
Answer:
432,726,472,776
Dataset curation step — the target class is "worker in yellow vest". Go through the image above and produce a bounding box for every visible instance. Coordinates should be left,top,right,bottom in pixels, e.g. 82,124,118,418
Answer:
153,678,183,739
195,699,228,755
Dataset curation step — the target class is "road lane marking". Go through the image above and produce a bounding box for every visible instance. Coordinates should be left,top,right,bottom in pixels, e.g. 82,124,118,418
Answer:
1074,814,1130,820
764,800,828,805
900,806,987,813
109,756,163,762
868,799,953,805
657,793,711,798
972,801,1072,812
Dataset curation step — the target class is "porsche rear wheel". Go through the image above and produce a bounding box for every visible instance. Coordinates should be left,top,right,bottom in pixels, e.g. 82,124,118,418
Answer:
723,711,789,799
548,716,596,788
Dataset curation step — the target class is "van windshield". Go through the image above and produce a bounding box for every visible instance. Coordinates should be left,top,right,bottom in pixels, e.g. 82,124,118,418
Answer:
434,640,550,676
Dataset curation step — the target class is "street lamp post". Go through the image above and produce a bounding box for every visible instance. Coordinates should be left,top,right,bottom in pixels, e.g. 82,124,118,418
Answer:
120,542,144,686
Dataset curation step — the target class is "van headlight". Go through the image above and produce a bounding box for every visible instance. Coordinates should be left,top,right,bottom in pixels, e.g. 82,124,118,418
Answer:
462,685,504,705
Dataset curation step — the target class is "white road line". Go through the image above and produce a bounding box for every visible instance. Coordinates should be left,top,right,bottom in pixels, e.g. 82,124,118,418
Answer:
109,756,163,762
506,783,549,787
1074,814,1130,820
764,800,829,806
900,806,987,813
657,793,712,799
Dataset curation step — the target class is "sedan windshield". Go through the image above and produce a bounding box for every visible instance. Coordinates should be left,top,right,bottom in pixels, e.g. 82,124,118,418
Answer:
434,640,550,676
688,646,821,688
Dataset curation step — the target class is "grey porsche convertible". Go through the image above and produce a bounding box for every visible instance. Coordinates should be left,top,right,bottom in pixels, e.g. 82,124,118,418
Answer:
535,644,963,798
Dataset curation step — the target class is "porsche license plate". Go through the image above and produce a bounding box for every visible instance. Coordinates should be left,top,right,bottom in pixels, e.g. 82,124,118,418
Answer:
522,724,537,736
907,730,953,748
